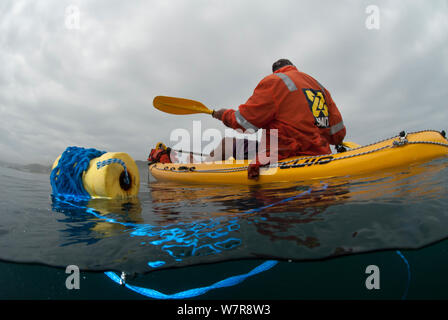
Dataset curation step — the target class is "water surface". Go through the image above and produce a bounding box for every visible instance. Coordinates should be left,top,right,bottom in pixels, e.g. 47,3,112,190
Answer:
0,158,447,275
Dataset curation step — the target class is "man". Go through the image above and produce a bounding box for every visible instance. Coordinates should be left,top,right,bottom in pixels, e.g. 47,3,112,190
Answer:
212,58,346,179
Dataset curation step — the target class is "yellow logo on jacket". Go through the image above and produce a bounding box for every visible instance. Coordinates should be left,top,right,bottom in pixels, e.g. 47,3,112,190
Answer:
303,89,329,128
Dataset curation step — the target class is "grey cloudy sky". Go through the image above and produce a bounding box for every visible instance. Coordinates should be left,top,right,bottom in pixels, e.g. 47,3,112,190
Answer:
1,0,447,164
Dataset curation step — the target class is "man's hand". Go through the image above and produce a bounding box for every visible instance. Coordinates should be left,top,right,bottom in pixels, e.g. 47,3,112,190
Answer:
212,109,227,120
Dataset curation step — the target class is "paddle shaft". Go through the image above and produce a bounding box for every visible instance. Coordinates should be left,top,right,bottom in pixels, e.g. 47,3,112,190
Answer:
170,148,208,157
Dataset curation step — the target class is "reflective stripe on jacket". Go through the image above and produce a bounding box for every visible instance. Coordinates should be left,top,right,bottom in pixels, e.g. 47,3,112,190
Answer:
221,65,346,159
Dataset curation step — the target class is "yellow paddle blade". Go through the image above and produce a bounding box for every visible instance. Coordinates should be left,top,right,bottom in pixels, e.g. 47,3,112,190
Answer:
153,96,214,115
342,141,361,149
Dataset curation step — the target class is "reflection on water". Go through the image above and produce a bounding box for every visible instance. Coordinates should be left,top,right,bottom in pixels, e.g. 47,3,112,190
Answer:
0,158,446,274
48,159,448,273
51,196,143,243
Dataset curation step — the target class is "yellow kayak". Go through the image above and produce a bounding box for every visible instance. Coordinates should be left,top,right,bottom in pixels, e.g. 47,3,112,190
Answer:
149,130,448,185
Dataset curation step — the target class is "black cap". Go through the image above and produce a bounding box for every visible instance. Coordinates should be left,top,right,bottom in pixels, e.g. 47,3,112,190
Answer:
272,59,294,72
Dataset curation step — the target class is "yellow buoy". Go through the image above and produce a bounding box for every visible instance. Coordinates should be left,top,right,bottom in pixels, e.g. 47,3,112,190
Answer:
52,151,140,199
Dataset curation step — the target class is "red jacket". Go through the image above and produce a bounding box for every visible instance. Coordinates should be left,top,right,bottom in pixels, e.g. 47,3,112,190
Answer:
221,65,346,160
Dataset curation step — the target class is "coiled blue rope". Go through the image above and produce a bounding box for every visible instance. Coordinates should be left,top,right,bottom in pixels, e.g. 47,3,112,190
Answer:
50,146,106,199
50,146,131,199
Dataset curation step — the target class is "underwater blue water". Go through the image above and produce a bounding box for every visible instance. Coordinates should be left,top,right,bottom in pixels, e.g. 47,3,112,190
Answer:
0,157,447,299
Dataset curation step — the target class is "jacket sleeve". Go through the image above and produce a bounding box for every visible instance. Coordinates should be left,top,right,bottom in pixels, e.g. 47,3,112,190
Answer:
324,89,346,145
221,76,278,132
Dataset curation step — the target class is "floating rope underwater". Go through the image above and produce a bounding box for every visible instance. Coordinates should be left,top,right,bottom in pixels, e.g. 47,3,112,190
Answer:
52,178,413,300
396,250,411,300
104,184,327,299
51,193,279,299
105,260,278,299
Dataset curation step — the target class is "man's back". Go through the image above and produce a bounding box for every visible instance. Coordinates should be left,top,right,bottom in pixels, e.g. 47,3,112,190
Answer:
220,63,346,159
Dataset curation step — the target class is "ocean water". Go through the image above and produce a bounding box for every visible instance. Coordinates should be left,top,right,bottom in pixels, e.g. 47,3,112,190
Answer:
0,157,447,299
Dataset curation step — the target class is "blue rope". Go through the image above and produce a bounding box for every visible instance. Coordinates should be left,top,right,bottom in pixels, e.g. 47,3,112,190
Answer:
105,260,278,299
105,184,328,299
50,146,106,199
96,158,130,185
51,193,279,299
51,175,413,300
396,250,411,300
